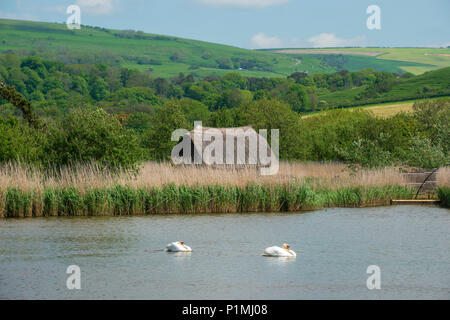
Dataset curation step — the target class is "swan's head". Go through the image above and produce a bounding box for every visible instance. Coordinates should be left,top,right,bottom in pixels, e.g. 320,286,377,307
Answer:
282,243,291,250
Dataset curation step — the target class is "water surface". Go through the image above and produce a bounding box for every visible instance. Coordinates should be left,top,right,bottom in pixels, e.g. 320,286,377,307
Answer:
0,205,449,299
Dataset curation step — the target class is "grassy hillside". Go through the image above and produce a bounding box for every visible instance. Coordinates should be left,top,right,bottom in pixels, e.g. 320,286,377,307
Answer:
316,67,450,108
2,19,448,79
269,47,450,74
0,18,334,78
310,54,432,73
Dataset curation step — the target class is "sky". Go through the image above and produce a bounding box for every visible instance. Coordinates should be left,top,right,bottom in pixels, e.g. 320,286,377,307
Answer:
0,0,449,49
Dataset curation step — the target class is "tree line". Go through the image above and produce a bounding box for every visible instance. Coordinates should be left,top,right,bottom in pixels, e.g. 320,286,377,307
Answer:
0,54,449,169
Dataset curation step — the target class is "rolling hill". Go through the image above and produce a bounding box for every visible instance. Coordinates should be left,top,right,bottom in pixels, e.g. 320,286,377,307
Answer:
1,19,448,79
267,47,450,75
0,18,327,78
314,67,450,109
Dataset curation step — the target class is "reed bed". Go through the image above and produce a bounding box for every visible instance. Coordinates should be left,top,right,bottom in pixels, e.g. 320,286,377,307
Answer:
0,161,446,218
0,184,415,218
437,187,450,208
0,161,415,190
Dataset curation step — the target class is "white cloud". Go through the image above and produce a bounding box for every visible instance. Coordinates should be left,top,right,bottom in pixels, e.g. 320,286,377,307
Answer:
250,32,284,48
196,0,290,8
250,32,304,49
75,0,117,15
250,32,368,49
307,33,366,48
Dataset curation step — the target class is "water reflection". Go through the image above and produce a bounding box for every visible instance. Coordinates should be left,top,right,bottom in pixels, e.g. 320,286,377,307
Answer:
170,252,192,258
262,256,297,268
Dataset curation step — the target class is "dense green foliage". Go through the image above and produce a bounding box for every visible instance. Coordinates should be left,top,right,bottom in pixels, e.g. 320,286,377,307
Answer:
43,107,141,169
319,67,450,108
0,51,449,169
0,53,448,120
0,183,415,217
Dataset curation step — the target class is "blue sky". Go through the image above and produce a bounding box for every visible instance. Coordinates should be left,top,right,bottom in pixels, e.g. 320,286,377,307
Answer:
0,0,449,49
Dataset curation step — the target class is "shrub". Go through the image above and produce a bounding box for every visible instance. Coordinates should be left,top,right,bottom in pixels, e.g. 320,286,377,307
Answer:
43,107,141,169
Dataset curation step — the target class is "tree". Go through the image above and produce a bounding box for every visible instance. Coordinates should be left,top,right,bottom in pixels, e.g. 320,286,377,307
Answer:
217,88,252,109
288,71,308,83
242,99,302,159
413,98,450,152
108,87,161,106
403,136,448,169
144,101,188,160
42,76,64,93
71,76,89,95
90,77,109,101
216,57,233,69
208,107,242,128
22,67,43,93
221,73,248,90
0,117,42,163
125,112,153,133
283,84,310,112
44,107,141,169
0,82,40,129
178,98,211,125
20,56,48,78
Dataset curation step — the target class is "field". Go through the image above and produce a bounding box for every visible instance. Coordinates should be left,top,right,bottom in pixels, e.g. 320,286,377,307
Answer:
302,100,415,119
354,101,414,117
269,47,450,74
302,96,450,119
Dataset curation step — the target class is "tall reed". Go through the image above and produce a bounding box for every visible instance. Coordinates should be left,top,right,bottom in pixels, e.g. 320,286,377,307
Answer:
0,183,415,218
437,187,450,208
0,161,444,218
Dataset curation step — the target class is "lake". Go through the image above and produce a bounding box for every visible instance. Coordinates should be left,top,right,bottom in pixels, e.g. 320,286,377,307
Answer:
0,205,449,299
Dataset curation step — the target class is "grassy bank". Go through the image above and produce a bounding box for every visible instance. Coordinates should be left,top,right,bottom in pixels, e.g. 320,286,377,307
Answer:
0,183,415,218
0,162,431,217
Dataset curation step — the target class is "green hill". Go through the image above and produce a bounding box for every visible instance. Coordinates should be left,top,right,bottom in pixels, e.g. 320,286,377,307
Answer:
267,48,450,75
2,19,448,79
316,67,450,108
0,19,335,78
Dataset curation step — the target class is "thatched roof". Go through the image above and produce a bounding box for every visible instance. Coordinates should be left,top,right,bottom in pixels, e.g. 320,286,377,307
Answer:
174,125,273,166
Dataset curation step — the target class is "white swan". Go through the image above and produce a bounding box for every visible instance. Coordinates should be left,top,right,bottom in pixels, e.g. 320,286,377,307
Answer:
262,243,296,257
166,241,192,252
